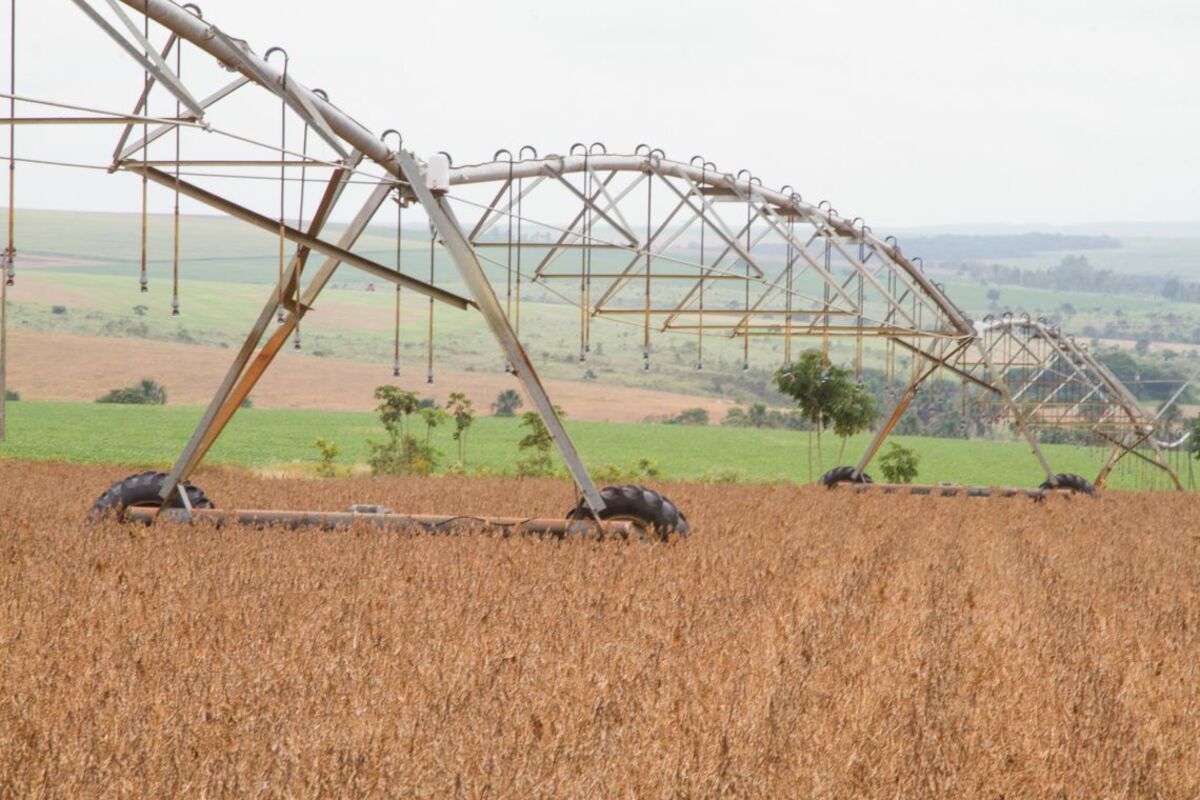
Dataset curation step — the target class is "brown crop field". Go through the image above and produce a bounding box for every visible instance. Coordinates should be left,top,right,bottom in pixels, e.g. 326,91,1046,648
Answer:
2,460,1200,797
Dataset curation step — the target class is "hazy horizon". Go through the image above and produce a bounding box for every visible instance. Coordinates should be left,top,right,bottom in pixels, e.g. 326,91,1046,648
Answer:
3,0,1198,230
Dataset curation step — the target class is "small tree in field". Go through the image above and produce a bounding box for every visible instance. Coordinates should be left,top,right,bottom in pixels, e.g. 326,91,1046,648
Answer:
832,383,876,460
516,405,565,477
775,351,875,479
419,406,449,446
879,442,920,483
313,437,340,478
447,392,475,466
492,389,523,417
369,385,436,476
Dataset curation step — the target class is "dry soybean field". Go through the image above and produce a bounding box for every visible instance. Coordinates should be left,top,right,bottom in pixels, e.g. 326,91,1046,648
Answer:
2,461,1199,797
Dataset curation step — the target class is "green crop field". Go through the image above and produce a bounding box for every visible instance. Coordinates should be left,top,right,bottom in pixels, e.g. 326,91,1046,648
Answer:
0,401,1184,492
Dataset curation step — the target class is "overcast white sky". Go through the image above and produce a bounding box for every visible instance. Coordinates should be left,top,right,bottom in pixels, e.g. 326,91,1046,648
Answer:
5,0,1200,228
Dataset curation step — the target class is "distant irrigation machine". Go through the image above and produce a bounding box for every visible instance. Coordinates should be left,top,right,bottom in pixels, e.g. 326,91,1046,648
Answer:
0,0,1188,536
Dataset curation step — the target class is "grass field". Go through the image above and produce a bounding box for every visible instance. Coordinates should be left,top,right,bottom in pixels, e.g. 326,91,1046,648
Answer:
0,400,1180,490
3,462,1199,796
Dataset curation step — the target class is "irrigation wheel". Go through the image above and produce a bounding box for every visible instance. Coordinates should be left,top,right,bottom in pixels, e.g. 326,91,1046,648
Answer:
567,485,690,541
88,471,214,523
1039,473,1098,496
820,466,874,488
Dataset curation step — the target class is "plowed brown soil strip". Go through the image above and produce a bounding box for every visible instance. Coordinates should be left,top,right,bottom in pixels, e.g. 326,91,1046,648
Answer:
2,462,1199,797
6,328,734,421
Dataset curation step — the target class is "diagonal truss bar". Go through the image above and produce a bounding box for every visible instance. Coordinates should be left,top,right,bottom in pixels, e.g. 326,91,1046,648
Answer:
123,164,472,309
207,27,348,159
116,75,249,162
160,176,391,498
110,31,177,165
70,0,205,118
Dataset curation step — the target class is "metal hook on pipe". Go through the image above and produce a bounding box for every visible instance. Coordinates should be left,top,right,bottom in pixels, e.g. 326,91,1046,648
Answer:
569,142,587,155
518,144,538,160
180,3,203,18
264,46,288,89
493,148,513,162
435,150,453,167
381,128,403,149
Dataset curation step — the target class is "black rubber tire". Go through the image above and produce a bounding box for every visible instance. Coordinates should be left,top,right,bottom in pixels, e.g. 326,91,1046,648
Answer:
88,471,214,523
820,466,874,488
567,484,690,541
1039,473,1097,496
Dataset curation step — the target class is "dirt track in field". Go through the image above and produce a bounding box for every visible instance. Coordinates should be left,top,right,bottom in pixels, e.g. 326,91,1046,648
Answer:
5,328,734,422
3,461,1199,797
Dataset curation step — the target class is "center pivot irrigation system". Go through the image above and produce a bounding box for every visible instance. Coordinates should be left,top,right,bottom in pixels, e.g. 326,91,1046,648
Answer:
0,0,1186,537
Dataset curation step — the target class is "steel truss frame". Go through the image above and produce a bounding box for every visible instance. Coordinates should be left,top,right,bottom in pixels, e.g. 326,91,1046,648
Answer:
9,0,1176,499
954,315,1181,489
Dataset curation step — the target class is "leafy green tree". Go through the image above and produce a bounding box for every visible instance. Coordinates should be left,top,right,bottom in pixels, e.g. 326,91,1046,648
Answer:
492,389,523,417
369,385,435,476
516,406,565,477
879,442,920,483
775,352,874,478
419,406,449,446
447,392,476,466
832,383,876,460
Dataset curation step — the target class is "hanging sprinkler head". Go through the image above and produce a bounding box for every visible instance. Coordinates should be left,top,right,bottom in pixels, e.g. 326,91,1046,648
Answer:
292,329,301,350
643,350,650,372
392,362,401,378
426,370,434,384
171,300,180,317
139,276,148,293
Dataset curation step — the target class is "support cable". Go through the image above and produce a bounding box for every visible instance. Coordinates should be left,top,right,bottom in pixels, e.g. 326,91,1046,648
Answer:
171,33,181,314
268,47,289,324
292,114,309,350
138,5,149,293
393,194,402,376
698,161,707,370
382,128,404,377
426,221,435,384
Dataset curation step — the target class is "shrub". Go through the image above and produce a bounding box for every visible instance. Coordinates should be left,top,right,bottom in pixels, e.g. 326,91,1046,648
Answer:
492,389,522,417
51,305,67,315
96,379,167,405
4,389,18,401
314,438,340,478
879,442,920,484
368,385,437,476
666,407,709,426
697,467,744,484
